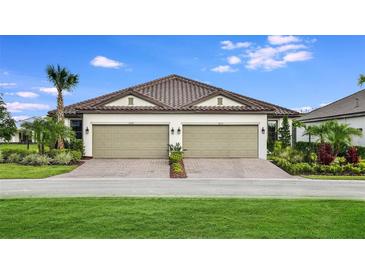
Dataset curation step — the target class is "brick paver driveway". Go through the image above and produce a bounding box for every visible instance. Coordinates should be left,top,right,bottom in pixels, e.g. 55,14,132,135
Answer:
55,159,170,178
184,158,292,178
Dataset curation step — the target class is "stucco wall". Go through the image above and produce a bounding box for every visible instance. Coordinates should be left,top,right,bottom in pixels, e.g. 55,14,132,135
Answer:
296,116,365,146
105,95,155,107
196,96,243,106
81,113,268,159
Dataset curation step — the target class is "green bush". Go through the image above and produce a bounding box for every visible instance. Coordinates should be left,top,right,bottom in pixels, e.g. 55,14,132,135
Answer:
21,154,51,166
294,141,318,154
69,150,82,162
7,153,22,163
169,143,182,153
48,149,82,163
0,151,4,163
355,146,365,159
169,151,183,164
1,148,32,160
270,141,304,163
171,162,183,173
65,139,84,155
52,151,73,165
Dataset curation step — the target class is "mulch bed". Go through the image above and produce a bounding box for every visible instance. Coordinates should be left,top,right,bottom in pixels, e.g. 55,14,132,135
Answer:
170,160,187,178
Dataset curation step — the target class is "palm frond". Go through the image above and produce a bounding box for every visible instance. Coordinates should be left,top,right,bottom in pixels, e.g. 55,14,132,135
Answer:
358,74,365,87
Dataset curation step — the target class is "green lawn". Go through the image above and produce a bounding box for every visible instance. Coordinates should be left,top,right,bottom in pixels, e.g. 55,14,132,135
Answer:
0,163,77,179
305,175,365,180
0,143,39,152
0,197,364,238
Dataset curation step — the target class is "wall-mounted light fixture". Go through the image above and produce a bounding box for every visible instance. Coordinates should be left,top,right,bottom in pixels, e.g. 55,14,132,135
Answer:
171,128,175,135
85,127,89,134
261,127,265,134
177,127,181,135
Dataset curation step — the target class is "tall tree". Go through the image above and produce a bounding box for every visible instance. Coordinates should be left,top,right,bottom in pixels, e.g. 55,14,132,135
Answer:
278,115,291,148
46,65,79,149
0,94,17,142
358,74,365,87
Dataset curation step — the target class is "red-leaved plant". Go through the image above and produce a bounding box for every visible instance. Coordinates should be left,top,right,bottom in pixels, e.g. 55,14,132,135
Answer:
345,146,360,164
317,143,335,165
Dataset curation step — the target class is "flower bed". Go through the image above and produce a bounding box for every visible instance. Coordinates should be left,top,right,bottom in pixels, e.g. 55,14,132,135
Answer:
168,149,187,178
0,147,82,166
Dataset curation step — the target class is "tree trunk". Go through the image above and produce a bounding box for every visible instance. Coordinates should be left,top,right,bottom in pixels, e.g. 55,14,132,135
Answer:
56,89,65,149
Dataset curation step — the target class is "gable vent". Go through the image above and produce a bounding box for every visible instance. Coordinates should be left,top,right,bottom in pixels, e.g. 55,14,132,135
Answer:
355,98,359,108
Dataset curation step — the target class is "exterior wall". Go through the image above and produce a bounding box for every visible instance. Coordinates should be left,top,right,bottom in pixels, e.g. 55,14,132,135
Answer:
296,116,365,146
0,132,19,143
82,113,268,159
105,95,155,107
196,96,243,106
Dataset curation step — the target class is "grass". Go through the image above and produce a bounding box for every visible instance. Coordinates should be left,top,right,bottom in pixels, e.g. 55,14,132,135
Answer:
0,163,77,179
0,143,39,152
304,175,365,180
0,197,365,238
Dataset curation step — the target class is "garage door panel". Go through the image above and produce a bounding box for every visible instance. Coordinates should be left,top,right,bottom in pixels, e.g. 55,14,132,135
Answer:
183,125,258,158
93,125,168,158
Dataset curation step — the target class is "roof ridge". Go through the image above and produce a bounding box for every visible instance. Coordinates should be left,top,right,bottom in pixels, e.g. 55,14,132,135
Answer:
301,88,365,117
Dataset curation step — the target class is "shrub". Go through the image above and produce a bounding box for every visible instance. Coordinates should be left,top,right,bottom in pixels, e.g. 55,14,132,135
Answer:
1,148,32,160
0,151,4,163
317,143,335,165
294,141,318,154
7,153,22,163
171,162,183,173
333,156,347,166
345,147,360,164
65,139,84,155
169,143,182,152
270,141,304,163
21,154,50,166
52,151,73,165
48,149,82,163
169,151,183,164
69,150,82,163
355,146,365,159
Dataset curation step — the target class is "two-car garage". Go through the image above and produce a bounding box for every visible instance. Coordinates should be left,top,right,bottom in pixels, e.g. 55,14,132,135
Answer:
92,124,258,159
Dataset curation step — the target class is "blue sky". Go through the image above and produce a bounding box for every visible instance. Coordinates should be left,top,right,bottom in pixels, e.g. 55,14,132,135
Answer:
1,35,365,120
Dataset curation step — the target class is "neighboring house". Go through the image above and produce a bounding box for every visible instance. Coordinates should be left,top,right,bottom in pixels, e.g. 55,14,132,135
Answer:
297,89,365,146
0,116,38,143
54,75,299,159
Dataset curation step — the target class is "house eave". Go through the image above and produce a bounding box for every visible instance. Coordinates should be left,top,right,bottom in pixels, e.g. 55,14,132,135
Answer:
299,111,365,123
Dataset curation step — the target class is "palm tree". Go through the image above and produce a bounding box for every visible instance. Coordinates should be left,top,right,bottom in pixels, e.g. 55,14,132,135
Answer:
358,74,365,87
325,120,362,156
46,65,79,149
303,123,329,144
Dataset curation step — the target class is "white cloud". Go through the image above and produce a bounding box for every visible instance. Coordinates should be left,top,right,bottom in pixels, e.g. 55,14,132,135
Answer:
6,102,50,112
3,71,9,75
227,56,241,65
211,65,238,73
90,56,124,68
221,40,251,50
268,35,300,45
13,115,30,121
245,45,312,70
16,91,39,98
39,87,57,95
293,106,314,113
283,51,312,62
319,102,330,107
0,82,16,88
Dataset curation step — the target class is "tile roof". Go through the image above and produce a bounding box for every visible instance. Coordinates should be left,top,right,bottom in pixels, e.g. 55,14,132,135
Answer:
58,74,299,116
299,89,365,122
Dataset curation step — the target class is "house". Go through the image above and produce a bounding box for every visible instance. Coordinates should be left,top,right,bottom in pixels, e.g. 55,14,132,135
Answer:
58,74,299,159
0,116,38,143
296,89,365,145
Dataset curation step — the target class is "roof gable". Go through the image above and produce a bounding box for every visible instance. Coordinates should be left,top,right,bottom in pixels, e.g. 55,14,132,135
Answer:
195,95,243,107
300,89,365,122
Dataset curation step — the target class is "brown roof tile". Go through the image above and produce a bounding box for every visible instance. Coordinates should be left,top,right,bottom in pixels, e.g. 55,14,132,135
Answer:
58,74,299,116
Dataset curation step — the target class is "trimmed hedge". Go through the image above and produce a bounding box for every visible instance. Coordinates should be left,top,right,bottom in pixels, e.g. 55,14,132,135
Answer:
1,148,32,160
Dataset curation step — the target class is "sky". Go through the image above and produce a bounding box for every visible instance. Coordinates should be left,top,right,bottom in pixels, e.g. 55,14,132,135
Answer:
1,35,365,121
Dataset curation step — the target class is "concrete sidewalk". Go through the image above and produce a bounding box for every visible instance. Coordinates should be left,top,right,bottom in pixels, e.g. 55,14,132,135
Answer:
1,177,365,199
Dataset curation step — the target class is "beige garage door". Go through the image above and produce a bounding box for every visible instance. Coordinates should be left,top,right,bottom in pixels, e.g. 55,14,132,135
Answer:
183,125,258,158
92,125,169,158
